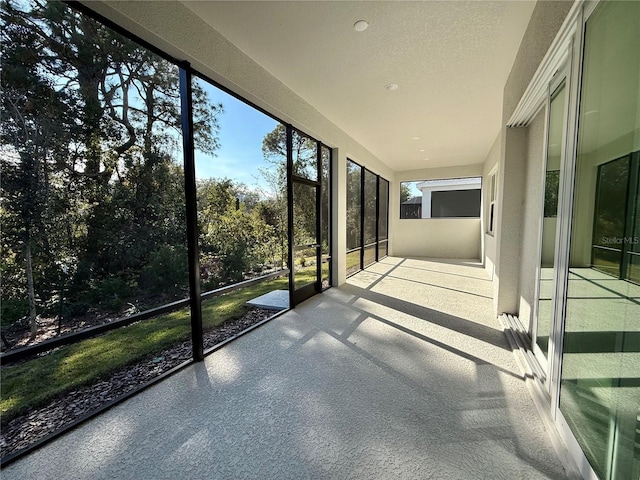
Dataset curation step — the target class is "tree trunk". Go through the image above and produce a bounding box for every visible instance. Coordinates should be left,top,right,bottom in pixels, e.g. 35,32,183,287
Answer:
25,238,38,341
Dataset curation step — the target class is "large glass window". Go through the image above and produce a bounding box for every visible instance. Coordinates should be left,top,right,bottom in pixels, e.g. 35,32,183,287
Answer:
363,169,378,267
192,75,290,310
400,178,482,219
1,0,191,456
378,178,389,260
559,2,640,479
345,160,389,276
1,0,333,460
346,160,362,276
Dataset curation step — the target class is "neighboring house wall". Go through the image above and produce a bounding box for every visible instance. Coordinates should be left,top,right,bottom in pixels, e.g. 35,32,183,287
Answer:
394,164,483,259
518,108,546,332
393,219,481,259
493,0,574,315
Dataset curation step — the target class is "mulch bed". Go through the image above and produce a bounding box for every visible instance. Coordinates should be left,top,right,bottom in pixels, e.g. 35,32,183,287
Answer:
0,308,273,459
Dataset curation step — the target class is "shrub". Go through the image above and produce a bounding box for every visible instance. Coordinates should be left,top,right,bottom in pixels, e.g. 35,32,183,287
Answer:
138,245,189,294
91,277,132,311
64,302,91,318
1,298,28,326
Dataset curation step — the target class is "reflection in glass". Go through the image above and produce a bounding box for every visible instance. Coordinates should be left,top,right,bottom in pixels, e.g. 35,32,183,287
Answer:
630,185,640,284
592,157,630,278
535,81,566,359
559,2,640,479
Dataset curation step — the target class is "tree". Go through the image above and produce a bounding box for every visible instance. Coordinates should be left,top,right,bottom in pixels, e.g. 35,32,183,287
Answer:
1,13,77,338
1,0,222,338
400,182,411,204
197,178,274,286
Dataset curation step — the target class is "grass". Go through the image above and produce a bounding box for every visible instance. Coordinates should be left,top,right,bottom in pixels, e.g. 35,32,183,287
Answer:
346,249,361,276
0,277,289,422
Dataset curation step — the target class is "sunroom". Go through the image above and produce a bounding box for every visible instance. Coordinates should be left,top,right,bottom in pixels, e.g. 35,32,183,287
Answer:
1,1,638,479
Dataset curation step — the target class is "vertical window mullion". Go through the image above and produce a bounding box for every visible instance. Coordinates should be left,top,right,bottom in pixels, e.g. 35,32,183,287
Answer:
360,165,365,270
179,64,203,361
375,176,380,261
286,125,294,304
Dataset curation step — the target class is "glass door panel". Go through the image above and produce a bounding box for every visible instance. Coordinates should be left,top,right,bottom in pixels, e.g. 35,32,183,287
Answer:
292,179,320,305
534,80,566,363
559,2,640,479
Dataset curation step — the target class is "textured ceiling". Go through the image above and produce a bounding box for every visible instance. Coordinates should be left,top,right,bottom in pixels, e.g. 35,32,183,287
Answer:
182,1,536,172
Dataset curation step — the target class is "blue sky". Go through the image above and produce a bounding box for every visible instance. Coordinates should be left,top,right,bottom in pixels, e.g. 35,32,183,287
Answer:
194,81,280,194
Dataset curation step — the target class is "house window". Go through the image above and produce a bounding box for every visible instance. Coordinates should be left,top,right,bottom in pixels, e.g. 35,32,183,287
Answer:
488,171,497,234
400,177,482,219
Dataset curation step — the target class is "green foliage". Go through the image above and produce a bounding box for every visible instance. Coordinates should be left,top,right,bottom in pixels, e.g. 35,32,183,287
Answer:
63,302,90,319
139,245,189,294
400,183,412,204
90,277,132,311
197,178,284,289
0,0,219,320
1,298,28,326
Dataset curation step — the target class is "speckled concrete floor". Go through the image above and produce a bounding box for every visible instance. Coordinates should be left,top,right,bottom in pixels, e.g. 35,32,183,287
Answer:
3,257,569,479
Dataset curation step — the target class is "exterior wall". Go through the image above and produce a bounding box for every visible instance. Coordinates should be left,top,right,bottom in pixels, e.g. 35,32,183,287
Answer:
482,134,501,279
493,0,574,315
393,164,483,259
393,219,481,259
518,108,546,332
82,0,393,287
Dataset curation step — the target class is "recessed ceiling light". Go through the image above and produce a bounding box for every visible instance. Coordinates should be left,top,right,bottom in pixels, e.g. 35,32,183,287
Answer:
384,83,398,92
410,136,420,141
419,149,425,152
424,157,430,161
353,20,369,32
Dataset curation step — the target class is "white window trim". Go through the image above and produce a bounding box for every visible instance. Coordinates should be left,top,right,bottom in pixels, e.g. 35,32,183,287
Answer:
507,0,587,128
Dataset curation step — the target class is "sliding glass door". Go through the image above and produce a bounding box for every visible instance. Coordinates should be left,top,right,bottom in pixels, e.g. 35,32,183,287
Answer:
558,2,640,479
533,78,567,371
289,129,324,306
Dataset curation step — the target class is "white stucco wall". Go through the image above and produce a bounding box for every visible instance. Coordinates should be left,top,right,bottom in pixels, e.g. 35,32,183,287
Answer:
392,165,483,259
393,219,481,259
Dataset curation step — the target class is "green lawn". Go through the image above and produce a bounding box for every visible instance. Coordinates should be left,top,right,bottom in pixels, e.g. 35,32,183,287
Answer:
346,249,361,276
0,277,288,422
